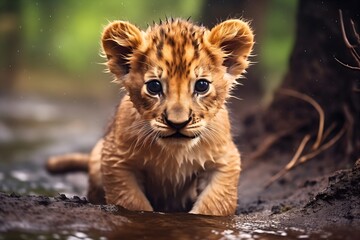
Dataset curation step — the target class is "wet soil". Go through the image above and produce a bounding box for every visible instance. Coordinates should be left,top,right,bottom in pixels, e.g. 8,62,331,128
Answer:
0,160,359,239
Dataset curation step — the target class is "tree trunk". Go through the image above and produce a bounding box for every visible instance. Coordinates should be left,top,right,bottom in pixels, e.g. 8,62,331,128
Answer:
200,0,270,96
264,0,360,161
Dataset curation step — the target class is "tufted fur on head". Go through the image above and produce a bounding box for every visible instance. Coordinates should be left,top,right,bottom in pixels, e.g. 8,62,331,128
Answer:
101,18,254,84
47,18,255,216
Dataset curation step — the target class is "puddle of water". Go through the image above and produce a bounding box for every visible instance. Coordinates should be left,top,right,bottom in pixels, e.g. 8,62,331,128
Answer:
2,207,356,240
0,212,355,240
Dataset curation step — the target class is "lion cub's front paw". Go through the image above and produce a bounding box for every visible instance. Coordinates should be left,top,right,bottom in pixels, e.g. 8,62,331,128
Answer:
190,199,236,216
189,205,219,216
119,202,154,212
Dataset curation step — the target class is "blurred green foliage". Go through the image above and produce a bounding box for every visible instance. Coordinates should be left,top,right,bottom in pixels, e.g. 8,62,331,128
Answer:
20,0,204,73
0,0,297,99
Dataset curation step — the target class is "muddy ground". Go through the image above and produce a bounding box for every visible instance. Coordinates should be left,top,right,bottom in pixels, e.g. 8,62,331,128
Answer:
0,158,359,239
0,98,359,239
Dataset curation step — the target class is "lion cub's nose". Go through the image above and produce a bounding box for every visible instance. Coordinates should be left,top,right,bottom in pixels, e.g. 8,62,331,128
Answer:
165,117,192,130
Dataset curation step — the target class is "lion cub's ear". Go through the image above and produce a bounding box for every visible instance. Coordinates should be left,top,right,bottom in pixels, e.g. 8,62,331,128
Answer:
102,21,144,79
208,19,254,77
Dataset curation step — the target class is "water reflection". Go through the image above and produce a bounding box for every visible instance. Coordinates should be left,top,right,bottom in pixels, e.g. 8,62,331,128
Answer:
1,209,345,240
0,189,357,239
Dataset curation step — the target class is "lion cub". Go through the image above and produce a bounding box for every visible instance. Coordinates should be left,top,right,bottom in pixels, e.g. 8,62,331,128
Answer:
47,18,254,216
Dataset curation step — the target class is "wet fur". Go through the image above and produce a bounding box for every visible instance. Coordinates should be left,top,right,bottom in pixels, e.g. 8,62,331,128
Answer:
48,18,254,216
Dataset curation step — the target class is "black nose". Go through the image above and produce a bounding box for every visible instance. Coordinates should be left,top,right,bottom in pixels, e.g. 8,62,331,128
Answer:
165,117,192,130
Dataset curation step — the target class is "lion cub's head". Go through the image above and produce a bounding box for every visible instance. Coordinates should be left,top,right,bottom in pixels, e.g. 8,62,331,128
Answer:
102,19,254,147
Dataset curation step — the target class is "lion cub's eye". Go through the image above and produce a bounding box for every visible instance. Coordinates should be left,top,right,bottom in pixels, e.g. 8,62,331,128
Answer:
146,80,162,95
194,79,210,94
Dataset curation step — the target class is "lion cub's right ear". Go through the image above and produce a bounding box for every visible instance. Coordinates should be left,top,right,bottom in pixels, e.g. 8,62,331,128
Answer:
102,21,144,79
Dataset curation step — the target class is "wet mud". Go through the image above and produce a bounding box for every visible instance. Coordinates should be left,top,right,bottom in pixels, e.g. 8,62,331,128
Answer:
1,98,360,239
1,161,359,239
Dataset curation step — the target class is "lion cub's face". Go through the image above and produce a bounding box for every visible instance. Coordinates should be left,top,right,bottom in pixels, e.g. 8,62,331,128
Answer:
102,19,253,146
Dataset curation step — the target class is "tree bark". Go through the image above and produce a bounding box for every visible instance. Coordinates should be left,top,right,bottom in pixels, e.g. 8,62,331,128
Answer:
264,0,360,160
200,0,270,96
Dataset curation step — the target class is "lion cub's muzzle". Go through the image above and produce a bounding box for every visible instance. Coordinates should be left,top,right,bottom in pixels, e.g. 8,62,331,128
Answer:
164,117,192,130
161,116,197,139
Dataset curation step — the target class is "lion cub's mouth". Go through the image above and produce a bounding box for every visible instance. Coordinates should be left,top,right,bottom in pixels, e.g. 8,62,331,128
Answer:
161,132,197,139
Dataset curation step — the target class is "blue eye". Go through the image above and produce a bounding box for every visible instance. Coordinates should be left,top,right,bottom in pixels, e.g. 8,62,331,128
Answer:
146,80,162,95
194,79,210,93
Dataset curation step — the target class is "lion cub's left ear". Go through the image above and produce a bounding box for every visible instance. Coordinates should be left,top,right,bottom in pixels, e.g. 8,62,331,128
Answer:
208,19,254,77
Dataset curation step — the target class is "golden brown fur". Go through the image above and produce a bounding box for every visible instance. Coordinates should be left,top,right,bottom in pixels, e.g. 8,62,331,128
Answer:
47,18,254,216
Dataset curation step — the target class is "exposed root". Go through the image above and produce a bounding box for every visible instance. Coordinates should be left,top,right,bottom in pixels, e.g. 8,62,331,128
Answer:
343,104,355,155
265,134,311,189
298,123,347,164
265,89,348,188
322,122,337,143
265,123,347,189
248,89,323,162
337,9,360,154
278,89,325,150
334,58,360,70
247,128,295,161
335,10,360,70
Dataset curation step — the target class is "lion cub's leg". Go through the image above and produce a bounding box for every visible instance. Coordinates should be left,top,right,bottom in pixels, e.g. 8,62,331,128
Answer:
101,163,153,211
190,147,241,216
101,139,153,211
